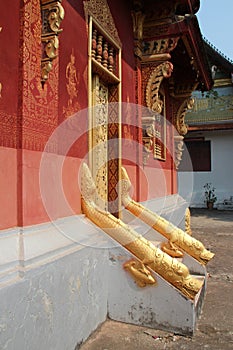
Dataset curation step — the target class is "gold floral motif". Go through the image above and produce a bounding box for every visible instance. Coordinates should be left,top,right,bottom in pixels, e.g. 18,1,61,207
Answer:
121,167,214,265
81,163,203,299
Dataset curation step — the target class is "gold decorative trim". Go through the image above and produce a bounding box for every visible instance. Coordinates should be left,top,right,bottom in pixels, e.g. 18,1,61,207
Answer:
214,78,232,87
141,115,155,163
175,97,194,136
185,208,192,236
121,166,214,265
84,0,121,48
146,62,173,113
92,75,108,210
81,162,203,299
142,37,179,62
174,135,184,170
131,9,145,58
40,0,65,85
87,10,122,215
0,27,2,98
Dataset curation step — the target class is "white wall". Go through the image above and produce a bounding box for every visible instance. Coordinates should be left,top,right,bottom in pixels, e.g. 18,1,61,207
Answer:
179,130,233,207
0,195,193,348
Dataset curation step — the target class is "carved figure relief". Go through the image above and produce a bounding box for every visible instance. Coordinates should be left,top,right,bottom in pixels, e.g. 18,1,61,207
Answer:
63,51,80,118
123,97,134,143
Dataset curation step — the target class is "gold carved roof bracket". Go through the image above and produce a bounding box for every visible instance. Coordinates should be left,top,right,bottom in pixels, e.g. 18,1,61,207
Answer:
146,62,173,113
175,96,195,136
173,96,195,169
40,0,65,85
131,2,146,59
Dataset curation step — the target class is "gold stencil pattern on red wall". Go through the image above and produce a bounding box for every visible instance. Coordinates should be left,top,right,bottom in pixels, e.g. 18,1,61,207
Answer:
18,0,59,152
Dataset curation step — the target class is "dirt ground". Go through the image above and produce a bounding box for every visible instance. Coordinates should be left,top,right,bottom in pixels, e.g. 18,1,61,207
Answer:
79,209,233,350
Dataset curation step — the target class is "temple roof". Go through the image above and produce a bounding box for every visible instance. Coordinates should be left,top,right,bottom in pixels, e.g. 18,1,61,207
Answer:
185,39,233,131
203,38,233,76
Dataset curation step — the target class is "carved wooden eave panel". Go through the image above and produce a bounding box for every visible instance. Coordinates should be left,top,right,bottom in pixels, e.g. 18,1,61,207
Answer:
142,37,180,63
146,61,173,113
83,0,122,48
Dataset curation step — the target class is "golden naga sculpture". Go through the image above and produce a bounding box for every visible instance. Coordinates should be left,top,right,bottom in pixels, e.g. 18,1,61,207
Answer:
81,162,203,300
123,259,157,288
185,207,192,236
121,167,214,265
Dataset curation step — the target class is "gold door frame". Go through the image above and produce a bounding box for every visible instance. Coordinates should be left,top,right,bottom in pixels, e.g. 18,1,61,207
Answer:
87,16,122,214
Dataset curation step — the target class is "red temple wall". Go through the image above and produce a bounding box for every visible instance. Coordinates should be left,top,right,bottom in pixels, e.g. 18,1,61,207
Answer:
0,0,177,230
0,148,18,230
21,151,82,227
0,0,87,229
0,1,20,229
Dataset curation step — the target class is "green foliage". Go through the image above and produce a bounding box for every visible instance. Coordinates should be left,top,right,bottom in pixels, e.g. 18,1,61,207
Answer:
204,183,217,203
205,89,219,99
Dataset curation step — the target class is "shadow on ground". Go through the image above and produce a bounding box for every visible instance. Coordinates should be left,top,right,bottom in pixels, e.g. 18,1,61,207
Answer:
190,208,233,223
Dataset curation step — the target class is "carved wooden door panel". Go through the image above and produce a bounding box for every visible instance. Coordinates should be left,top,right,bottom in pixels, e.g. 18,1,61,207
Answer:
92,74,108,210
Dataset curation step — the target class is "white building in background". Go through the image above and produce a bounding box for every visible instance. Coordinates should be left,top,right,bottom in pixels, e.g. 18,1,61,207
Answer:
179,39,233,208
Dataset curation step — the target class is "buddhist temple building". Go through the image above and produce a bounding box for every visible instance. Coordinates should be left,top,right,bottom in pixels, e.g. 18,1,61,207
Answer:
0,1,215,348
179,39,233,208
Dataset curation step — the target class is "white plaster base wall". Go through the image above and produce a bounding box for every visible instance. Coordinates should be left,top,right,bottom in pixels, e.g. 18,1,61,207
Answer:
0,218,109,350
108,246,206,336
0,194,201,349
178,131,233,208
0,249,109,350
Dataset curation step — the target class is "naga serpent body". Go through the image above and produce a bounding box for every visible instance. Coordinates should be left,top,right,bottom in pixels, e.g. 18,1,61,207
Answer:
81,163,203,300
121,167,214,265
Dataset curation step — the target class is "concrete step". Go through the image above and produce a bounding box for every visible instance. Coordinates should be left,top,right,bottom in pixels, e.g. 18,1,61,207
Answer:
108,246,207,336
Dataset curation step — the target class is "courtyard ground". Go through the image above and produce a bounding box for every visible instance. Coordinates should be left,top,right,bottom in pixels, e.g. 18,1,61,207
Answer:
78,209,233,350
